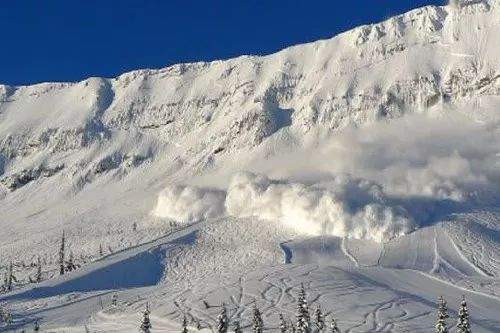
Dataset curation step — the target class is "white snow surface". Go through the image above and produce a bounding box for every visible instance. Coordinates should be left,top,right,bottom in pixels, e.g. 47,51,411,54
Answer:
1,0,500,332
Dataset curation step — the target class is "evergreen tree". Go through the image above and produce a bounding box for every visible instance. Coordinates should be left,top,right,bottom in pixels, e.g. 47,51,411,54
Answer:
66,251,76,272
6,262,13,291
233,320,242,333
34,319,40,332
99,243,104,257
181,315,188,333
279,313,288,333
59,231,65,275
457,296,471,333
296,284,310,333
436,296,449,333
314,305,325,331
2,272,7,291
329,316,340,333
35,257,42,283
217,304,228,333
252,306,263,333
111,294,118,306
140,303,152,333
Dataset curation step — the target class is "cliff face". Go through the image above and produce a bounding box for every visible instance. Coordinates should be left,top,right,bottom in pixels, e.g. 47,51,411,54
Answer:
1,2,499,192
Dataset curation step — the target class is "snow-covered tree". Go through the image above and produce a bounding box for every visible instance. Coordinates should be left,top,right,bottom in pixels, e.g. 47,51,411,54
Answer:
233,320,242,333
34,319,40,331
6,263,13,291
457,296,471,333
279,313,288,333
66,251,77,272
436,296,449,333
329,316,340,333
181,315,188,333
296,284,310,333
217,304,228,333
111,294,118,306
140,304,152,333
35,257,42,283
252,306,263,333
314,306,325,331
1,308,12,325
59,231,65,275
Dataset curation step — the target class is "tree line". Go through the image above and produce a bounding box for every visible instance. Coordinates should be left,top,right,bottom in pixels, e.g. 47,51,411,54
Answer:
139,284,472,333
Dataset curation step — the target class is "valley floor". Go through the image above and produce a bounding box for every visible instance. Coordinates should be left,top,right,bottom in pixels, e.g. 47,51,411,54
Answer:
1,214,499,332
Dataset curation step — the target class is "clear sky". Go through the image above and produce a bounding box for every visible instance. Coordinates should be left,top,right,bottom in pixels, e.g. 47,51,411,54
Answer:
0,0,445,85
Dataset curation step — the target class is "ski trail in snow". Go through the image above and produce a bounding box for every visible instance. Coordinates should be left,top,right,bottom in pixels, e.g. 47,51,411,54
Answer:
415,270,500,301
445,231,490,277
341,237,359,267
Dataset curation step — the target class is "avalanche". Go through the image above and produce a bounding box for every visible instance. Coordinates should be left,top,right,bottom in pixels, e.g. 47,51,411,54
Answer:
1,0,500,332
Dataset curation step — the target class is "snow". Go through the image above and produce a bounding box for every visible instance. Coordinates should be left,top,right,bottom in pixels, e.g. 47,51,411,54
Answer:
153,185,226,224
225,172,415,242
1,0,500,331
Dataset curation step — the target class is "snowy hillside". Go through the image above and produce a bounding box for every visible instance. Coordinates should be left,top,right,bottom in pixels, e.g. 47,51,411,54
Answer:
0,0,499,332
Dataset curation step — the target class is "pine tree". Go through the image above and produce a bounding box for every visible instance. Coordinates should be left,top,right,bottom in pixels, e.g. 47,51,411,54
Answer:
66,251,77,272
59,231,65,275
296,284,310,333
99,243,104,257
329,316,340,333
217,304,228,333
233,320,242,333
6,262,13,291
34,319,40,331
140,303,152,333
181,315,188,333
35,257,42,283
457,296,471,333
111,294,118,306
314,306,325,331
279,313,288,333
252,306,263,333
436,296,449,333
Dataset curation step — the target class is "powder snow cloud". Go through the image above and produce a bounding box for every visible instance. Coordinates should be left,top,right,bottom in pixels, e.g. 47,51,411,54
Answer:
154,112,499,243
154,172,416,242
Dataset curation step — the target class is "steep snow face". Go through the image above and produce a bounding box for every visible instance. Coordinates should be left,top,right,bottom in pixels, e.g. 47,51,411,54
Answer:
0,1,499,261
1,1,499,186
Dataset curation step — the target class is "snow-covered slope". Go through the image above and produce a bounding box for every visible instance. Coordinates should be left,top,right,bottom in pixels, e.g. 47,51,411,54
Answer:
0,0,499,332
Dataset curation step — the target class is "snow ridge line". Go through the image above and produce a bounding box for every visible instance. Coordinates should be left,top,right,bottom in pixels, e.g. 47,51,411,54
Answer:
415,270,500,302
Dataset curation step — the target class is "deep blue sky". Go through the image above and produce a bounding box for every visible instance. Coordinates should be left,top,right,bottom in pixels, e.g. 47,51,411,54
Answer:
1,0,445,85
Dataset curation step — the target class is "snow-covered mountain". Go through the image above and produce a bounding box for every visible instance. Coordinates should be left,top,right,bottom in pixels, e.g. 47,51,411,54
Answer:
0,1,499,332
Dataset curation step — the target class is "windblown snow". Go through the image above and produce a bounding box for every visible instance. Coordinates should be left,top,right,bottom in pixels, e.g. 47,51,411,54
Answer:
1,0,500,332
